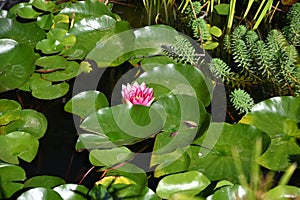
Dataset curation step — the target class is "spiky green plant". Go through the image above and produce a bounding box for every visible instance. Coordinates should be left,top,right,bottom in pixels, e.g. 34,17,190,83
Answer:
230,89,255,114
283,3,300,47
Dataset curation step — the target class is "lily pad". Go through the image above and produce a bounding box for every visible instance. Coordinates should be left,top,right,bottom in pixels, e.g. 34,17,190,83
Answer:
136,63,213,107
17,187,63,200
0,131,39,164
239,96,300,171
0,39,35,92
0,18,46,48
75,133,115,150
207,185,254,200
80,104,163,145
188,122,270,183
0,163,26,199
0,109,47,138
31,82,69,100
89,147,134,167
10,3,40,19
59,1,116,21
156,171,210,199
24,176,66,189
0,99,21,113
64,90,109,119
262,185,300,199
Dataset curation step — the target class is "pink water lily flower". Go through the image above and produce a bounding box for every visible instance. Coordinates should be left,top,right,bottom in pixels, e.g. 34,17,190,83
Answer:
121,82,154,106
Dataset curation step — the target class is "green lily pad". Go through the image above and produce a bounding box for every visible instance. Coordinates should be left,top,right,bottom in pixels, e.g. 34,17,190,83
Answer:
151,149,190,177
136,63,213,107
59,1,116,21
240,96,300,171
0,131,39,164
17,187,63,200
24,176,66,189
31,82,69,100
203,41,219,50
156,171,210,199
0,39,35,92
133,25,179,56
207,185,254,200
75,133,115,150
36,28,76,54
64,90,109,119
65,15,118,60
0,18,46,48
125,187,160,200
53,184,89,200
86,27,135,67
0,163,26,199
0,109,47,138
10,3,40,19
89,147,134,167
80,104,163,145
188,122,270,183
0,99,21,113
209,26,222,37
262,185,300,199
32,0,57,12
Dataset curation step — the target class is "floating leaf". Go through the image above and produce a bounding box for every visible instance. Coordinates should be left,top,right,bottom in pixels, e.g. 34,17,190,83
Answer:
75,133,114,150
89,147,134,167
0,18,46,48
207,185,254,200
17,187,63,200
80,104,163,145
156,171,210,199
59,1,116,21
188,123,270,183
240,96,300,171
0,131,39,164
31,82,69,100
262,185,300,199
0,99,21,113
64,90,109,118
209,26,222,37
24,176,66,189
0,39,35,92
32,0,57,11
203,41,219,50
0,163,26,199
137,63,213,106
0,109,47,138
11,3,40,19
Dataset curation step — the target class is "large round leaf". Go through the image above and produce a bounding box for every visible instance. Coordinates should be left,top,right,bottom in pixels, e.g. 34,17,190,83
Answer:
89,147,134,167
240,96,300,171
151,95,210,155
17,187,63,200
262,185,300,199
136,63,213,107
0,99,21,113
0,163,26,199
24,176,66,189
0,18,45,48
86,27,135,67
75,133,115,150
188,122,270,183
59,1,116,21
0,131,39,164
207,185,254,200
133,25,179,56
0,39,35,92
0,109,47,138
31,82,69,100
156,171,210,199
80,104,163,145
64,90,109,118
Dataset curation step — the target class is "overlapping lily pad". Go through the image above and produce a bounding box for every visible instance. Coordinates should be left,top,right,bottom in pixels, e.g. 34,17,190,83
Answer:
188,122,270,183
240,96,300,171
0,39,35,92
